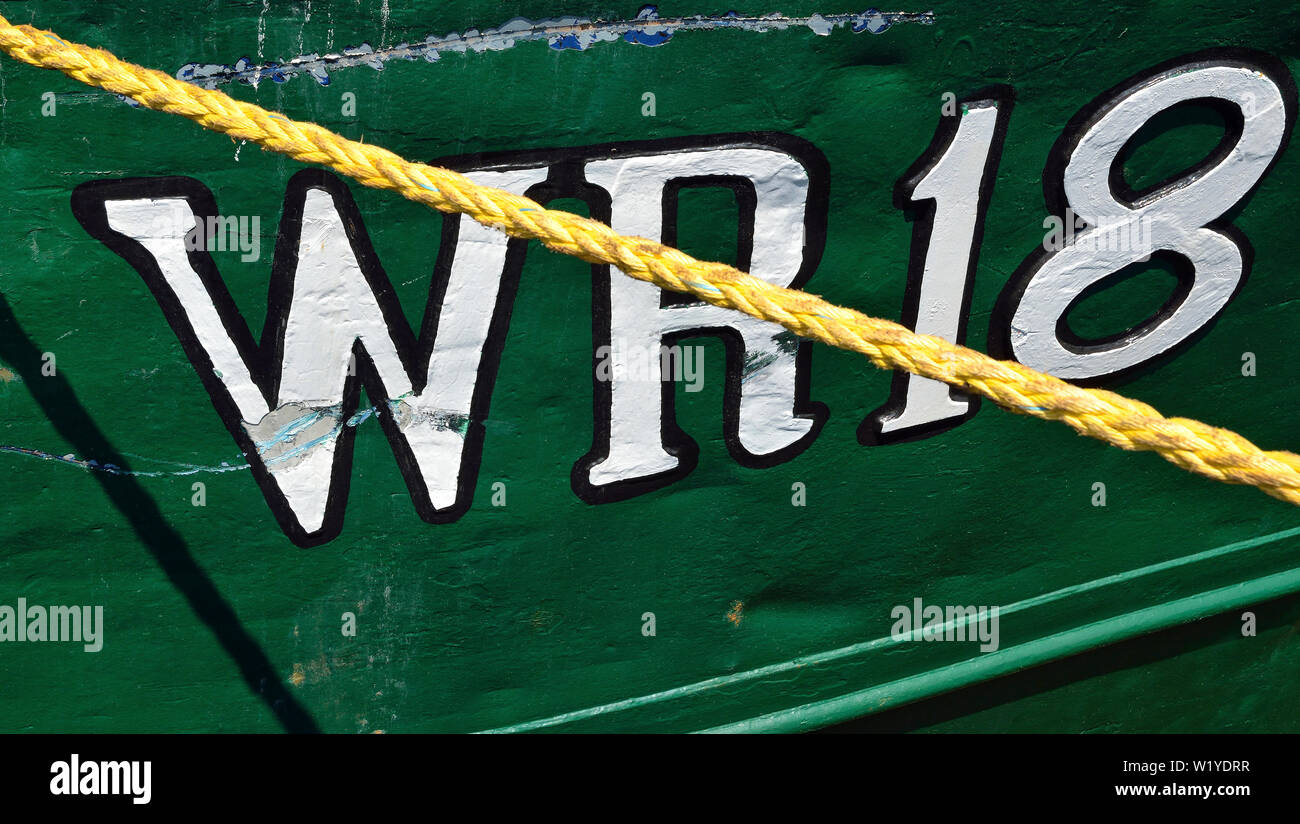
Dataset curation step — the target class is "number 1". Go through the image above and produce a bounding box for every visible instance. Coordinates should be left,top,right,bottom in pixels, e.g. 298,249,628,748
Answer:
860,89,1013,445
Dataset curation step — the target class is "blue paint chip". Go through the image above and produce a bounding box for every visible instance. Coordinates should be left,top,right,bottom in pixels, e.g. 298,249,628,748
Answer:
346,409,374,427
624,29,672,47
549,34,587,51
626,2,671,45
851,8,892,34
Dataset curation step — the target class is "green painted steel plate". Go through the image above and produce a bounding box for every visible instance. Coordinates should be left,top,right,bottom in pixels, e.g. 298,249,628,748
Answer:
2,0,1300,733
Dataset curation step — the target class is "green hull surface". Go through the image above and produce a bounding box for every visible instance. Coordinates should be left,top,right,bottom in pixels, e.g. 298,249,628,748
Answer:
2,0,1299,733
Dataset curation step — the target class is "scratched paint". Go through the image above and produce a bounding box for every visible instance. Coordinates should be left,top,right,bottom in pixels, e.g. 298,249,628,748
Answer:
0,398,413,478
176,6,934,89
0,444,247,477
0,393,473,480
245,397,469,472
3,0,1300,737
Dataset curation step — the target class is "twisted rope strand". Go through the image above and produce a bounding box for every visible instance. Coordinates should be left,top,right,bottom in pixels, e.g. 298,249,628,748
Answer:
3,15,1300,504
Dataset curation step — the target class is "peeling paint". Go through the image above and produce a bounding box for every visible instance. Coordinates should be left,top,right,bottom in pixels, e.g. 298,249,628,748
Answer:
243,397,470,471
176,6,935,89
245,400,346,468
387,398,470,436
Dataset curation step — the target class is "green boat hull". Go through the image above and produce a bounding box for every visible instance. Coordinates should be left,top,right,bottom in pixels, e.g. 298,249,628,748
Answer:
2,0,1299,733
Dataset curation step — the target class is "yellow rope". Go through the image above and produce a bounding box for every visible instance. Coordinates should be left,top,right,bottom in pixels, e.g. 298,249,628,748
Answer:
2,14,1300,506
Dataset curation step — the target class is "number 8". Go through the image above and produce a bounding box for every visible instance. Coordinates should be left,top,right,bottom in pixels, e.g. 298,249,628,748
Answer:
992,52,1296,382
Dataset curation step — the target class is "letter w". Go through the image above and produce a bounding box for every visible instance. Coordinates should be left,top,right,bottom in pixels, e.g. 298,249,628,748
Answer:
73,168,547,546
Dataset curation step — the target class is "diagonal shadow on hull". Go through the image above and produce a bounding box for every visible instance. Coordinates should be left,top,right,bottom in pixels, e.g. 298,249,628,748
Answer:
0,293,319,734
